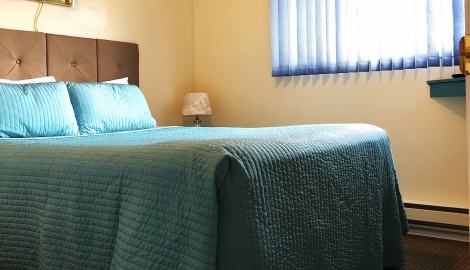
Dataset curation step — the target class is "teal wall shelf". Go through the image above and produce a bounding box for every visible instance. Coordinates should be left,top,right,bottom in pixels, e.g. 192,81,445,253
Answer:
427,77,465,98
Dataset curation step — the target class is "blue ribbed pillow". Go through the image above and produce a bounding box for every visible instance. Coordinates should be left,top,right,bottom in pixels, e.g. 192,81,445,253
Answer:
0,81,79,138
66,82,157,135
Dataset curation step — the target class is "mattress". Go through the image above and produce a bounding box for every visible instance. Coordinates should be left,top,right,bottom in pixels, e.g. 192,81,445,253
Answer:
0,124,407,269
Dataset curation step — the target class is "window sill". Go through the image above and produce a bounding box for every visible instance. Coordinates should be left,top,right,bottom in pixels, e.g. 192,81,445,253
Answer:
427,77,465,98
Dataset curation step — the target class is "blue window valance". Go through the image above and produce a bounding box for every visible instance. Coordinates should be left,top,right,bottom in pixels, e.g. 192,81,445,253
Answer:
270,0,465,77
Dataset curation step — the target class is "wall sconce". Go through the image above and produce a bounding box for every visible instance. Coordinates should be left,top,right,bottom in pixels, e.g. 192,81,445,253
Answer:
29,0,74,7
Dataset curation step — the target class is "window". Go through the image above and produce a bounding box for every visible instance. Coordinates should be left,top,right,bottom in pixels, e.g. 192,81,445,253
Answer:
270,0,465,77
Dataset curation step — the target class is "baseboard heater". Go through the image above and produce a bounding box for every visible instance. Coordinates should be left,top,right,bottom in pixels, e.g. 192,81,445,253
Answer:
405,202,469,230
404,202,469,242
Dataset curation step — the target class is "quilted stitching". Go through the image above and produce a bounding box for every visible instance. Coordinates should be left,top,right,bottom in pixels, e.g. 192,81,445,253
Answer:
65,82,156,134
0,124,407,270
0,81,79,138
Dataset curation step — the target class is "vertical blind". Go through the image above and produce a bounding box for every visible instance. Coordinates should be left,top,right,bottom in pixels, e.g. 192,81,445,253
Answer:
270,0,465,77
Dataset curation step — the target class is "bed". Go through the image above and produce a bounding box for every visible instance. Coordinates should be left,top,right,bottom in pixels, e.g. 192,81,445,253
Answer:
0,28,408,270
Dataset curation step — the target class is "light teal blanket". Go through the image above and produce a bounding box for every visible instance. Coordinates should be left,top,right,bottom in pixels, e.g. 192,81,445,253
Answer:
0,124,407,269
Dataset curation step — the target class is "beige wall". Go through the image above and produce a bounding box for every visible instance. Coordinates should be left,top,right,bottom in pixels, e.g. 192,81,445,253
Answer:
0,0,194,126
194,0,468,208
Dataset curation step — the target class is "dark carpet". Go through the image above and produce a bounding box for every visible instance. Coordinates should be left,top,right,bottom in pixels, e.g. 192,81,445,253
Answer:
399,234,469,270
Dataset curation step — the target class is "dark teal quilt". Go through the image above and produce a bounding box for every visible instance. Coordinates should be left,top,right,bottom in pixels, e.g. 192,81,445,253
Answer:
0,124,407,269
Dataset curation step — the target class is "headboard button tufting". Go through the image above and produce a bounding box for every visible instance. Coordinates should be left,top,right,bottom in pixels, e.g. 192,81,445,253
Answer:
16,60,20,64
71,62,76,67
118,65,122,69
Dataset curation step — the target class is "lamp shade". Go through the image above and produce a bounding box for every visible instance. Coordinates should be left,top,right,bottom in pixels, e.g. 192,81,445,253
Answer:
182,93,212,116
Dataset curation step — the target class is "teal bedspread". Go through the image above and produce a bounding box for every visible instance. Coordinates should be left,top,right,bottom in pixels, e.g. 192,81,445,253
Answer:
0,124,407,269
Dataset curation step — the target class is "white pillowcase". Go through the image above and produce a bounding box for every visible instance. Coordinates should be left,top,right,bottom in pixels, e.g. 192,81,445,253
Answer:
0,76,56,84
103,77,128,84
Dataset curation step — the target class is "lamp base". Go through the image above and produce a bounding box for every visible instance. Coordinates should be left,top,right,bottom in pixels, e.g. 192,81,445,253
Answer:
193,115,202,127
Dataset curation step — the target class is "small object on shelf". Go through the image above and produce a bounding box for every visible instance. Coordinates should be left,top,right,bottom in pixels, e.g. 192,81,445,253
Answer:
427,77,465,98
451,73,465,78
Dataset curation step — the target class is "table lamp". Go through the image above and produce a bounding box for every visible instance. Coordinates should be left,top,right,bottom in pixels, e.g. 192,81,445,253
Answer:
182,93,212,127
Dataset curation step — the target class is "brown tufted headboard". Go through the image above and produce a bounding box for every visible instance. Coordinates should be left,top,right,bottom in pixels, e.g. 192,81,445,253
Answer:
0,28,139,86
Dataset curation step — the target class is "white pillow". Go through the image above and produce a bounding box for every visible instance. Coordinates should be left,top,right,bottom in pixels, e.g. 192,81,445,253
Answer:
1,76,56,84
103,77,128,84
